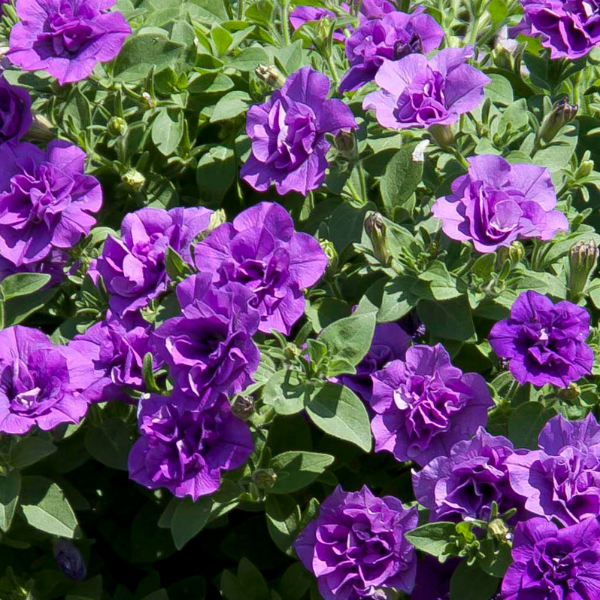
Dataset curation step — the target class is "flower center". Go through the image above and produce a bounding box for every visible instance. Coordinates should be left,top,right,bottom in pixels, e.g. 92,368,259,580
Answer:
46,2,94,56
395,71,448,125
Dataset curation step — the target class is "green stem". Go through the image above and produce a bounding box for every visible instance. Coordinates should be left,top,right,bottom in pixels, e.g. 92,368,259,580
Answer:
237,0,245,19
327,54,340,86
346,180,363,203
281,0,291,46
358,161,368,204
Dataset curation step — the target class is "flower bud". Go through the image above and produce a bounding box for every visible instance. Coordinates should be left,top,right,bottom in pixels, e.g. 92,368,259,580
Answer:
333,130,358,161
319,239,338,277
142,91,155,109
557,383,581,402
255,64,285,88
569,240,598,299
252,468,277,489
577,158,594,179
541,96,578,144
364,213,391,266
497,241,525,267
231,395,255,420
492,44,513,70
108,116,127,136
27,114,56,142
121,169,146,192
53,540,86,582
428,124,454,148
208,209,227,232
489,518,510,541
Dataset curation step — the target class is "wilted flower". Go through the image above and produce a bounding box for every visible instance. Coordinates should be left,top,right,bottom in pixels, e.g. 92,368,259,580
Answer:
0,326,93,434
153,273,261,409
540,96,578,143
88,206,212,316
363,48,490,130
194,202,328,335
255,64,285,88
8,0,131,85
500,517,600,600
0,76,31,146
0,140,102,270
128,393,253,501
432,155,568,253
295,485,418,600
53,540,86,581
339,10,444,93
370,344,493,466
488,291,594,388
240,67,358,196
413,427,524,522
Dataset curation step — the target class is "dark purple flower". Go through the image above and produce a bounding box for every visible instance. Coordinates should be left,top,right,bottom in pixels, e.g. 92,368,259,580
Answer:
432,155,568,253
8,0,131,85
128,393,253,501
152,273,260,409
363,48,490,130
515,0,600,60
370,344,493,466
69,312,158,404
410,557,459,600
194,202,327,335
488,291,593,388
0,140,101,268
500,517,600,600
240,67,358,196
0,248,68,286
413,427,524,522
294,485,418,600
338,322,411,401
398,310,426,340
339,10,444,93
0,76,32,146
0,326,93,434
506,413,600,526
88,206,212,316
53,540,86,582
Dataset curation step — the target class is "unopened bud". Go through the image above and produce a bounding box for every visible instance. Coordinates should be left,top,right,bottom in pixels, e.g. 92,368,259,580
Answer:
255,64,285,88
497,241,525,267
54,540,86,582
541,96,578,144
121,169,146,192
108,116,127,136
333,130,358,161
142,92,155,109
208,209,226,232
557,383,581,402
492,44,513,70
319,239,338,277
364,213,391,266
428,124,454,148
489,519,510,541
252,468,277,489
577,159,594,179
231,395,255,420
26,113,56,142
569,240,598,299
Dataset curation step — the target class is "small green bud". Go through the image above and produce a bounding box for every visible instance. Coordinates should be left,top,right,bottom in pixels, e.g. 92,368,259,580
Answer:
577,159,594,179
497,241,525,267
364,213,391,267
428,124,454,148
557,383,581,402
489,518,510,541
108,116,127,136
255,64,286,88
569,239,598,299
333,130,358,161
208,209,227,232
252,468,277,489
541,96,578,144
26,114,56,142
121,169,146,192
231,395,255,420
492,44,513,70
319,239,339,277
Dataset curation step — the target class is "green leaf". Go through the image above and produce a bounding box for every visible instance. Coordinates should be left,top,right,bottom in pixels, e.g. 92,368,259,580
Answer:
196,146,236,203
165,246,189,280
418,297,476,342
152,108,184,156
231,46,270,71
533,123,578,172
479,539,513,578
405,522,457,558
65,575,103,600
380,142,424,218
20,477,78,538
263,370,315,415
265,494,301,556
355,276,419,323
278,563,312,600
508,402,556,450
10,436,57,469
212,26,233,56
306,384,372,452
237,559,270,600
167,577,206,600
188,72,234,95
210,91,250,123
186,0,228,21
485,73,514,106
269,451,335,494
2,287,57,328
170,496,213,550
84,418,132,471
0,471,20,532
0,273,51,300
318,313,376,368
113,34,185,82
449,561,500,600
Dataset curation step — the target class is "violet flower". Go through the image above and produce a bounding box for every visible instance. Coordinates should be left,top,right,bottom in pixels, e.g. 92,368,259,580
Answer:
0,76,32,146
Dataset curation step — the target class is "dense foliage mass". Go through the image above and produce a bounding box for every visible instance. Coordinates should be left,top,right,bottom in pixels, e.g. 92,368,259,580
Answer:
2,0,600,598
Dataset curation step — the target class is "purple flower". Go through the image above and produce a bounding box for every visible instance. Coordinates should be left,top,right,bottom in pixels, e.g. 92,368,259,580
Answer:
370,344,493,466
240,67,358,196
8,0,131,85
0,326,93,434
194,202,327,335
410,557,459,600
0,76,32,146
339,10,444,93
515,0,600,60
0,248,69,285
432,155,568,253
152,273,261,409
338,322,411,401
69,312,157,404
294,485,418,600
363,48,490,130
506,413,600,526
488,291,593,388
0,140,102,268
128,393,253,501
53,540,86,582
413,427,524,522
500,517,600,600
88,206,212,316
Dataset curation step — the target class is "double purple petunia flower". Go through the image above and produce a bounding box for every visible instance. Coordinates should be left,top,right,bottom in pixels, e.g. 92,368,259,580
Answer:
0,77,32,147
